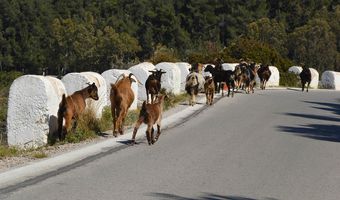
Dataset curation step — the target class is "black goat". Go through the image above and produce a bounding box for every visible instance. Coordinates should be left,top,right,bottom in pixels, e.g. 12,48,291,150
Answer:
300,66,312,92
204,65,235,97
257,64,271,90
145,69,166,103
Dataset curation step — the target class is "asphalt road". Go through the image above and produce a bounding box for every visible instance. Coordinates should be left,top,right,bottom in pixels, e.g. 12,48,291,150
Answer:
1,89,340,200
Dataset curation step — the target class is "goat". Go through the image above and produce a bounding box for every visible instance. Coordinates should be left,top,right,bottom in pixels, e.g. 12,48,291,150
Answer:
110,73,136,137
300,65,312,92
204,65,235,97
204,76,215,105
257,64,271,90
234,64,245,91
57,83,99,140
244,62,259,94
131,94,167,145
191,63,204,73
185,72,205,106
145,69,166,103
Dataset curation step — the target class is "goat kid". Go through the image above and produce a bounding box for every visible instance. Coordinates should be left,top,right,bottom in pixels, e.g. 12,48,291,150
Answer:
131,94,167,145
185,72,204,106
57,83,99,141
110,73,136,137
204,76,215,105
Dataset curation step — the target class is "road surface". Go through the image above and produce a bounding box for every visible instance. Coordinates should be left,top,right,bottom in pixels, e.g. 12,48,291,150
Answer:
1,89,340,200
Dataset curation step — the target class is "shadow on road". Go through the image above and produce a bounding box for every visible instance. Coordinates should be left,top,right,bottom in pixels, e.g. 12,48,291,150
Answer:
303,100,340,116
277,99,340,142
147,193,278,200
284,113,340,122
278,124,340,142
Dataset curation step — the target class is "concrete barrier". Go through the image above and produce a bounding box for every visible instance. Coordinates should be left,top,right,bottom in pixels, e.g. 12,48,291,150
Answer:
61,72,107,118
175,62,191,91
128,62,155,101
321,71,340,90
222,63,238,71
267,66,280,87
7,75,66,148
101,69,138,110
155,62,181,95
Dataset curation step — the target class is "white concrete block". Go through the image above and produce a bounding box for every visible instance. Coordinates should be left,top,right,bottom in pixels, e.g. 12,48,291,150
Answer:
61,72,107,118
101,69,138,110
267,66,280,87
310,68,319,89
288,66,302,74
288,66,319,88
128,62,156,101
7,75,66,148
222,63,238,71
175,62,191,91
155,62,181,95
321,71,340,90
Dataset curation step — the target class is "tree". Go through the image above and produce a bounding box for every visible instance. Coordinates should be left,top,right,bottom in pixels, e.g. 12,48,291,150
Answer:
247,18,288,56
287,19,337,72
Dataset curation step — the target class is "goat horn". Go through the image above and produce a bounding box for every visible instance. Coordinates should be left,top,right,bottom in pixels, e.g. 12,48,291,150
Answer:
115,73,126,84
130,73,143,86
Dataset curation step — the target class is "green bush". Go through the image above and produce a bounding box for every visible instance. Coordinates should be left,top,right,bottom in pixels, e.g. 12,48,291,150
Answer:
149,44,179,64
280,72,300,87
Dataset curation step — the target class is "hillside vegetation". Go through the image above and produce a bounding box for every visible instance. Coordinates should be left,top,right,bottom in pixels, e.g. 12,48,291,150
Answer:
0,0,339,75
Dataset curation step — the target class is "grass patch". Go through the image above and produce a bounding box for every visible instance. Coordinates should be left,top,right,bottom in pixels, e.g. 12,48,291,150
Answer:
31,151,48,159
0,145,20,158
64,108,100,143
161,89,188,111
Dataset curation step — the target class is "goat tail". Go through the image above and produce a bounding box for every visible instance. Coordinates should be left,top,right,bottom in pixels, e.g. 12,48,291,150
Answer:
140,101,149,117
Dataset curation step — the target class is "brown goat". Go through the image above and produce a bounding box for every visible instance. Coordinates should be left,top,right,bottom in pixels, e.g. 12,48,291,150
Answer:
204,76,215,105
110,73,136,137
131,94,166,145
57,83,99,140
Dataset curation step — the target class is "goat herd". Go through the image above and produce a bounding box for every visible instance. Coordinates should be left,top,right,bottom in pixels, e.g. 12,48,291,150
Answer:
57,60,312,146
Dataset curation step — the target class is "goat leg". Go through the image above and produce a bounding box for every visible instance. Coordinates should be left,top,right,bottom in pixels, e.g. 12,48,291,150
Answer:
131,117,144,145
154,124,161,143
146,129,152,145
151,127,155,144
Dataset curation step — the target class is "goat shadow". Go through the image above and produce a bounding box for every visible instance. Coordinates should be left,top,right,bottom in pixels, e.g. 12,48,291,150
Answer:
179,102,205,106
286,88,302,92
147,192,279,200
117,139,146,146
